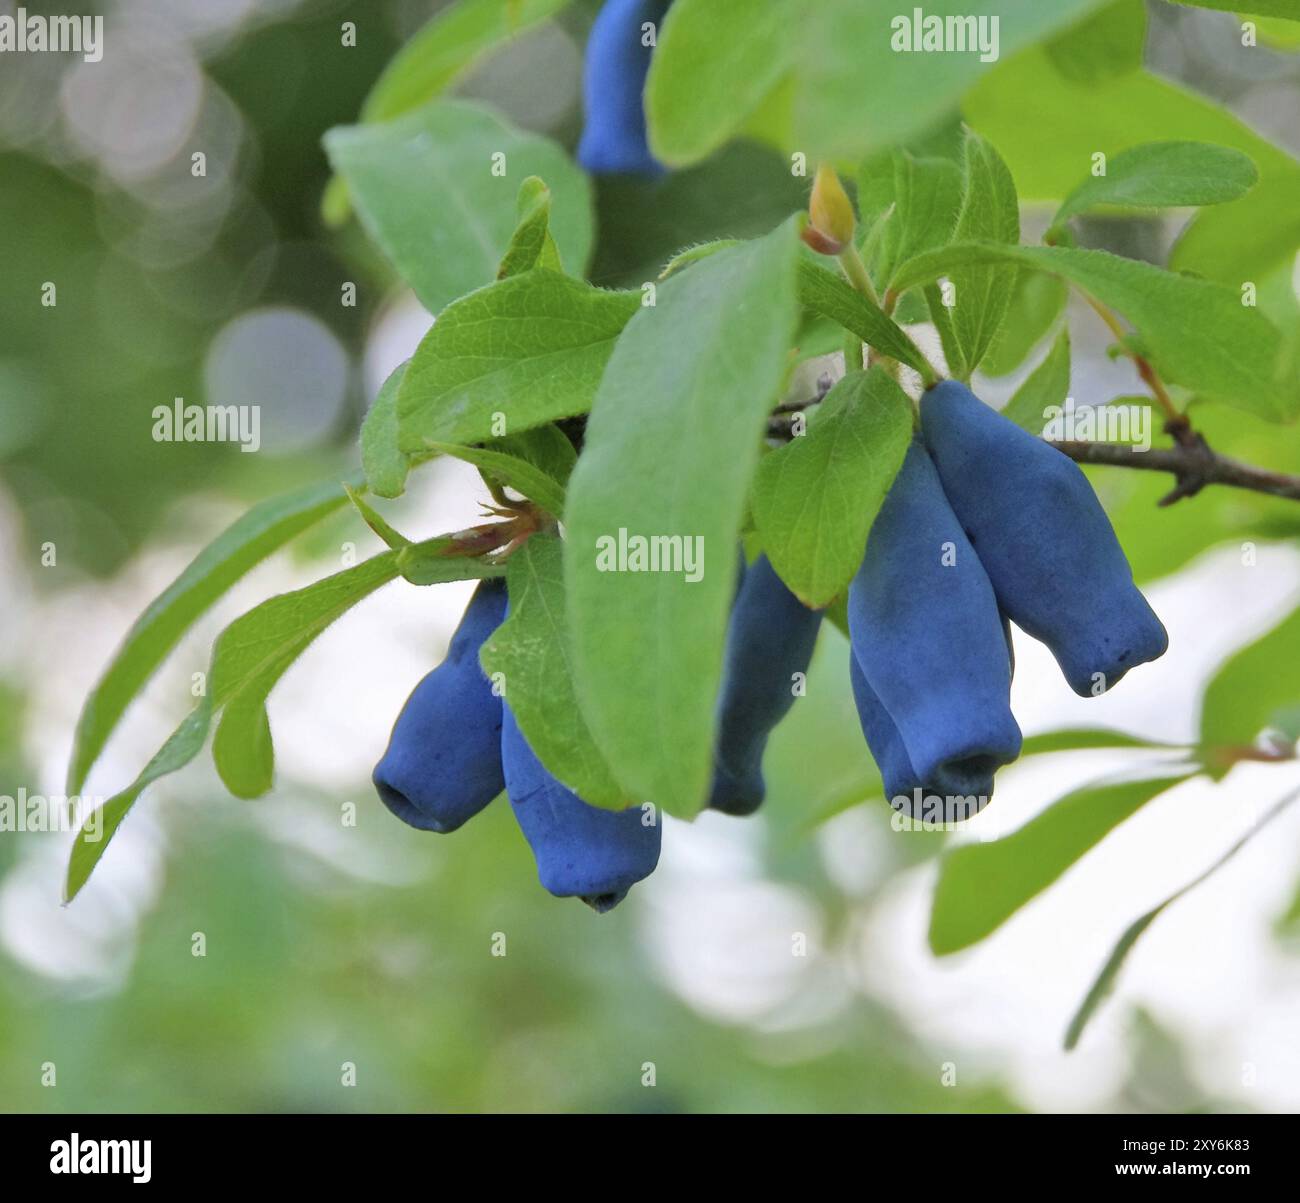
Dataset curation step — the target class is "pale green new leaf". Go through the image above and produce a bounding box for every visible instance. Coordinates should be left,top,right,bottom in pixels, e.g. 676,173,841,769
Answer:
324,100,593,315
479,535,629,809
893,242,1292,420
929,773,1194,955
752,369,913,607
564,221,801,817
879,152,963,290
1054,141,1259,225
497,176,563,279
981,270,1068,377
397,270,639,452
66,476,356,795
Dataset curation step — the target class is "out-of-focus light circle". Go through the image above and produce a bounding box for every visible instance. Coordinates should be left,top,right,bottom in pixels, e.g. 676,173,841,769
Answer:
59,23,204,181
458,23,581,134
203,307,350,454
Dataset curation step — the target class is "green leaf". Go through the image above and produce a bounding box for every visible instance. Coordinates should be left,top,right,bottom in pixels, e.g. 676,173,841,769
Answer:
361,362,414,499
946,132,1020,379
66,702,214,903
1252,16,1300,48
1044,0,1146,83
66,476,356,795
964,49,1300,286
395,535,508,587
879,152,963,289
893,242,1292,420
647,0,1111,167
1001,327,1071,433
1199,603,1300,772
362,0,571,124
67,551,412,898
479,535,629,809
343,483,410,551
752,368,913,607
929,773,1193,955
981,270,1068,377
497,176,563,279
425,441,567,516
797,258,935,381
1019,727,1186,757
322,0,573,224
1053,142,1259,226
208,553,404,800
397,270,639,452
1065,785,1300,1050
563,220,801,817
324,100,594,314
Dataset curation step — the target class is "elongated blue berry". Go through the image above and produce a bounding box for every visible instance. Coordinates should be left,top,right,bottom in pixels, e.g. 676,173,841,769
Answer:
709,555,823,815
577,0,668,176
372,580,507,832
847,439,1022,809
920,380,1168,696
501,705,661,911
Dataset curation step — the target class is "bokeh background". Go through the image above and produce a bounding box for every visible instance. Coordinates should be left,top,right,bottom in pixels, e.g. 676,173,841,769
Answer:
2,0,1299,1113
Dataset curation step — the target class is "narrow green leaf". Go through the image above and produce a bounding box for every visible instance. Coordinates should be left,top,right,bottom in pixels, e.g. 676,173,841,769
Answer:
1199,604,1300,771
797,258,934,381
929,773,1193,955
1001,327,1071,433
564,220,801,817
66,702,213,902
479,535,629,809
947,132,1020,379
1054,142,1259,226
324,100,593,315
67,476,356,795
361,362,414,499
425,442,567,516
1019,727,1185,758
1065,786,1300,1050
67,552,403,897
343,483,410,550
395,537,508,587
397,270,639,451
893,242,1292,420
752,368,913,607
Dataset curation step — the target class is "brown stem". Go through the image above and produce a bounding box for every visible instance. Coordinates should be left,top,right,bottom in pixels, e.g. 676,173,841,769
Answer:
1046,439,1300,505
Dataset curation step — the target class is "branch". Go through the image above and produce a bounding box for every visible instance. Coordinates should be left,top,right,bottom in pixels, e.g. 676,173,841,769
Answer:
1046,437,1300,506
